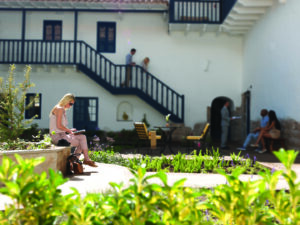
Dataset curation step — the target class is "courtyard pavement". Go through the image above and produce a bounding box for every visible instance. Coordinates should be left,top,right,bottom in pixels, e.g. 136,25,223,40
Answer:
58,156,300,198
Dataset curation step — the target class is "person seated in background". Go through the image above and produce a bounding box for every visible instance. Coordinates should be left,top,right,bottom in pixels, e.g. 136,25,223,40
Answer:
237,109,269,151
49,93,97,167
251,110,281,154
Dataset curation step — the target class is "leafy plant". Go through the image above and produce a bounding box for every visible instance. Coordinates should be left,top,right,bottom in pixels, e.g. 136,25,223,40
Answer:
165,113,171,122
201,149,300,225
0,155,69,224
141,113,150,128
89,149,268,175
265,149,300,224
0,64,37,141
0,132,53,150
204,167,271,224
1,149,300,224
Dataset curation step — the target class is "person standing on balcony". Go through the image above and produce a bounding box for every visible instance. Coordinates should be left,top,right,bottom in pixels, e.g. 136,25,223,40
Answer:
49,93,97,167
220,101,231,149
123,48,136,87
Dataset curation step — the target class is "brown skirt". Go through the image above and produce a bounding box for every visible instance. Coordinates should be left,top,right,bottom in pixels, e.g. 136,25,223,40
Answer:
269,129,280,139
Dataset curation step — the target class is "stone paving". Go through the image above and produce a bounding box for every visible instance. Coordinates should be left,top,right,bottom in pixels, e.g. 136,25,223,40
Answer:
58,159,300,198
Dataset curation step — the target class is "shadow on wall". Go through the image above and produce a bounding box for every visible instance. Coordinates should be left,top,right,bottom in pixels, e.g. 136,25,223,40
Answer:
210,96,234,141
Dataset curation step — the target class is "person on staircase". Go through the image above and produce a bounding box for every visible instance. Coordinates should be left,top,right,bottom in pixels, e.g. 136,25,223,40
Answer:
141,57,150,71
141,57,150,92
123,48,136,87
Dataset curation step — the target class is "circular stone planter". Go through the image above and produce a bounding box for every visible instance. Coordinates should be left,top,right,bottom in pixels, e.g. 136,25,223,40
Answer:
0,146,71,176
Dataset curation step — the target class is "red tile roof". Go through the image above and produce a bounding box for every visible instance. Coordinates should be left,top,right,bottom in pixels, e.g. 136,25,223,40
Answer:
0,0,169,10
28,0,167,2
0,0,168,5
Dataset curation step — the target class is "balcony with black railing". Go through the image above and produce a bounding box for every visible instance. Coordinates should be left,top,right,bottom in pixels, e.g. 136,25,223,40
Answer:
0,39,184,123
169,0,236,24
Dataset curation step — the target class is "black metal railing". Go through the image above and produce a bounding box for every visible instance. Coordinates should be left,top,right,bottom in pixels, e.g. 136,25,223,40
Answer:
0,39,76,64
169,0,221,24
169,0,238,24
0,39,184,122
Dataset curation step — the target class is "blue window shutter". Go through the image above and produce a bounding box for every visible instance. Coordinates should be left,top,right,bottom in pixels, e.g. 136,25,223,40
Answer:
97,22,116,53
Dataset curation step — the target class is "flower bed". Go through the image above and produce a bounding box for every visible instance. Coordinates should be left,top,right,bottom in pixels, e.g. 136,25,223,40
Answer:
89,149,269,174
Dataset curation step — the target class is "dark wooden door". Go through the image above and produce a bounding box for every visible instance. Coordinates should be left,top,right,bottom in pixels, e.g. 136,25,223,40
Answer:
73,97,98,131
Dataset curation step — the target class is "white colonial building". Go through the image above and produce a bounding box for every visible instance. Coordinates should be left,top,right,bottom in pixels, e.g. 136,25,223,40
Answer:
0,0,299,148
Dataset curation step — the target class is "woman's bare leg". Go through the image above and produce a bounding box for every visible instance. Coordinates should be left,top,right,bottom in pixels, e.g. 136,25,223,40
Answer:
261,133,273,150
255,130,266,145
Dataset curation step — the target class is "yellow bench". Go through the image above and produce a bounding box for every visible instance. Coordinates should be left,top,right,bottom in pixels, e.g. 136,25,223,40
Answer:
134,122,161,154
186,123,210,153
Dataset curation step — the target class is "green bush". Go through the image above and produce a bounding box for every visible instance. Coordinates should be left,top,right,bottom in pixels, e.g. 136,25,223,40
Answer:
106,129,139,146
0,65,37,141
85,129,137,152
0,155,68,224
19,123,49,141
0,149,299,224
0,132,53,150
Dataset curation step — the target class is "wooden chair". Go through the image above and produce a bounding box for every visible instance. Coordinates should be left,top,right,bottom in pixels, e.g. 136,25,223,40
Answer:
134,122,162,154
266,137,286,153
186,123,210,153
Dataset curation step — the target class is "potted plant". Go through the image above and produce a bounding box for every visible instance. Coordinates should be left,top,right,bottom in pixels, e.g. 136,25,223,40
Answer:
165,114,171,127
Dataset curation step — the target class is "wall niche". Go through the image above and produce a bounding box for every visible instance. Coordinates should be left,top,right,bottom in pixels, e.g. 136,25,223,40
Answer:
117,101,133,121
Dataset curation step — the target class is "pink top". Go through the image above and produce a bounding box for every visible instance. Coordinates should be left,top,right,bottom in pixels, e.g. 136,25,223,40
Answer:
49,110,68,134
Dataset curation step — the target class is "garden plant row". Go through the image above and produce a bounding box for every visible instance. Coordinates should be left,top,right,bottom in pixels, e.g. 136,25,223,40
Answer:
90,149,268,175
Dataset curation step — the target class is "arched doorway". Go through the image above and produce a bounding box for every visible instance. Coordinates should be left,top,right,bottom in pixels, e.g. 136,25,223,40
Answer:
210,97,234,141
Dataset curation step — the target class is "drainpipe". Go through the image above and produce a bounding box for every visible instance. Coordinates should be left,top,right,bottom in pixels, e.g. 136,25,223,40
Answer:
21,9,26,63
73,10,78,64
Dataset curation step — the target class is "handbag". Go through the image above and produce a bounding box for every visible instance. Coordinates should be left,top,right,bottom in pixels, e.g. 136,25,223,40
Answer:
66,154,84,175
57,139,71,146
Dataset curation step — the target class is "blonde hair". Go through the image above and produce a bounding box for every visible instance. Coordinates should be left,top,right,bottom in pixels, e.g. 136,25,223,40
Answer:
49,93,75,116
143,57,150,65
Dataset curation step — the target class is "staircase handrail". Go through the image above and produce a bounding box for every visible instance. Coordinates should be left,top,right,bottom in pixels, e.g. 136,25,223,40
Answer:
0,39,184,122
77,40,183,97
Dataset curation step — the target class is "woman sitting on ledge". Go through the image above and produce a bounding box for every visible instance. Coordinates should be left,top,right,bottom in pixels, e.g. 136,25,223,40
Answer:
49,93,97,167
252,110,281,154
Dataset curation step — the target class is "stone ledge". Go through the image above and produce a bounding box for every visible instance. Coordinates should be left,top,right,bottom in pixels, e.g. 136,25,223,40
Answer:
0,146,71,176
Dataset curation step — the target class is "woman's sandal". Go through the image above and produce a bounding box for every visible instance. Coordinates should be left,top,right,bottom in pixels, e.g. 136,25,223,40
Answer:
250,144,259,148
83,160,98,167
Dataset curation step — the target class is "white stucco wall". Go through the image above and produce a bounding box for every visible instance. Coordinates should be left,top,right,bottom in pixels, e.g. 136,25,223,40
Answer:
0,11,243,131
26,11,75,40
0,11,22,39
0,65,166,131
77,12,243,127
243,0,300,122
